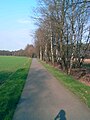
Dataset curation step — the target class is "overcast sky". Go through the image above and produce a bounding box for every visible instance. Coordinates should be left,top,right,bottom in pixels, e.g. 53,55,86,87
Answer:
0,0,37,51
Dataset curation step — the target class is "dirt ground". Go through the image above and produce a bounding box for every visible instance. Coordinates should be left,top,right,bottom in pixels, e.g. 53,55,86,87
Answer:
52,59,90,86
71,68,90,86
84,59,90,64
78,59,90,86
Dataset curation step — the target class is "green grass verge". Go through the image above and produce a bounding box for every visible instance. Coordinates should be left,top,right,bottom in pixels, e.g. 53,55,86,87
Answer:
41,61,90,108
0,56,32,120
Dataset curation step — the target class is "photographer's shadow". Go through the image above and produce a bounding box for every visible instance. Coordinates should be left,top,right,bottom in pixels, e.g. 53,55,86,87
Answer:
54,109,67,120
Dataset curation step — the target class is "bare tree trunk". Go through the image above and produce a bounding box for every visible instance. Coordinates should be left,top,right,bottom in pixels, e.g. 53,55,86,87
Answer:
69,0,76,74
66,24,69,74
59,0,65,70
55,32,59,63
56,48,58,61
45,43,48,62
40,46,42,60
69,53,74,74
51,33,54,64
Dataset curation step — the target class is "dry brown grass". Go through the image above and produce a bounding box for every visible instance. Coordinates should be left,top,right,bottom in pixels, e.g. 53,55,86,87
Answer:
84,59,90,64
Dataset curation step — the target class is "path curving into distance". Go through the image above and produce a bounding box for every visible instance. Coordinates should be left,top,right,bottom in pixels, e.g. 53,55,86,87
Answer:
13,58,90,120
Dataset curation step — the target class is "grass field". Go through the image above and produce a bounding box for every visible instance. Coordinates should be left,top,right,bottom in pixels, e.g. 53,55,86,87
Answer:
0,56,32,120
41,61,90,108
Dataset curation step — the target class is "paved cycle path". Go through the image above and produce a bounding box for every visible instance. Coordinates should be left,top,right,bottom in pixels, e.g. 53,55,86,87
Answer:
13,58,90,120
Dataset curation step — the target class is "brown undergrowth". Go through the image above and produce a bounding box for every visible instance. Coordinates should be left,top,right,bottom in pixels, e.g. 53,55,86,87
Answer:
46,60,90,86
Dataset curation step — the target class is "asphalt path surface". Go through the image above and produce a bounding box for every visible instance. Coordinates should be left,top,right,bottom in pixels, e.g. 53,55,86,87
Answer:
13,58,90,120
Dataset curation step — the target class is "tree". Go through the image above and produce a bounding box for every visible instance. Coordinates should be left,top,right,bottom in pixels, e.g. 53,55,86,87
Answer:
24,44,35,57
34,0,90,74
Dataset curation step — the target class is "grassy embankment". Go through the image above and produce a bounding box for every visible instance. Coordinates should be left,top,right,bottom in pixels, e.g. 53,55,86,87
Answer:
0,56,32,120
41,61,90,108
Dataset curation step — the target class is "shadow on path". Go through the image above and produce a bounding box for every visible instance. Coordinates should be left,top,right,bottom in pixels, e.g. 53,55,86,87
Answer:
54,109,67,120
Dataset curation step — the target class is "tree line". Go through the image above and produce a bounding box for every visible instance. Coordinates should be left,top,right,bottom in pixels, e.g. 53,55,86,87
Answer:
0,44,35,58
34,0,90,74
